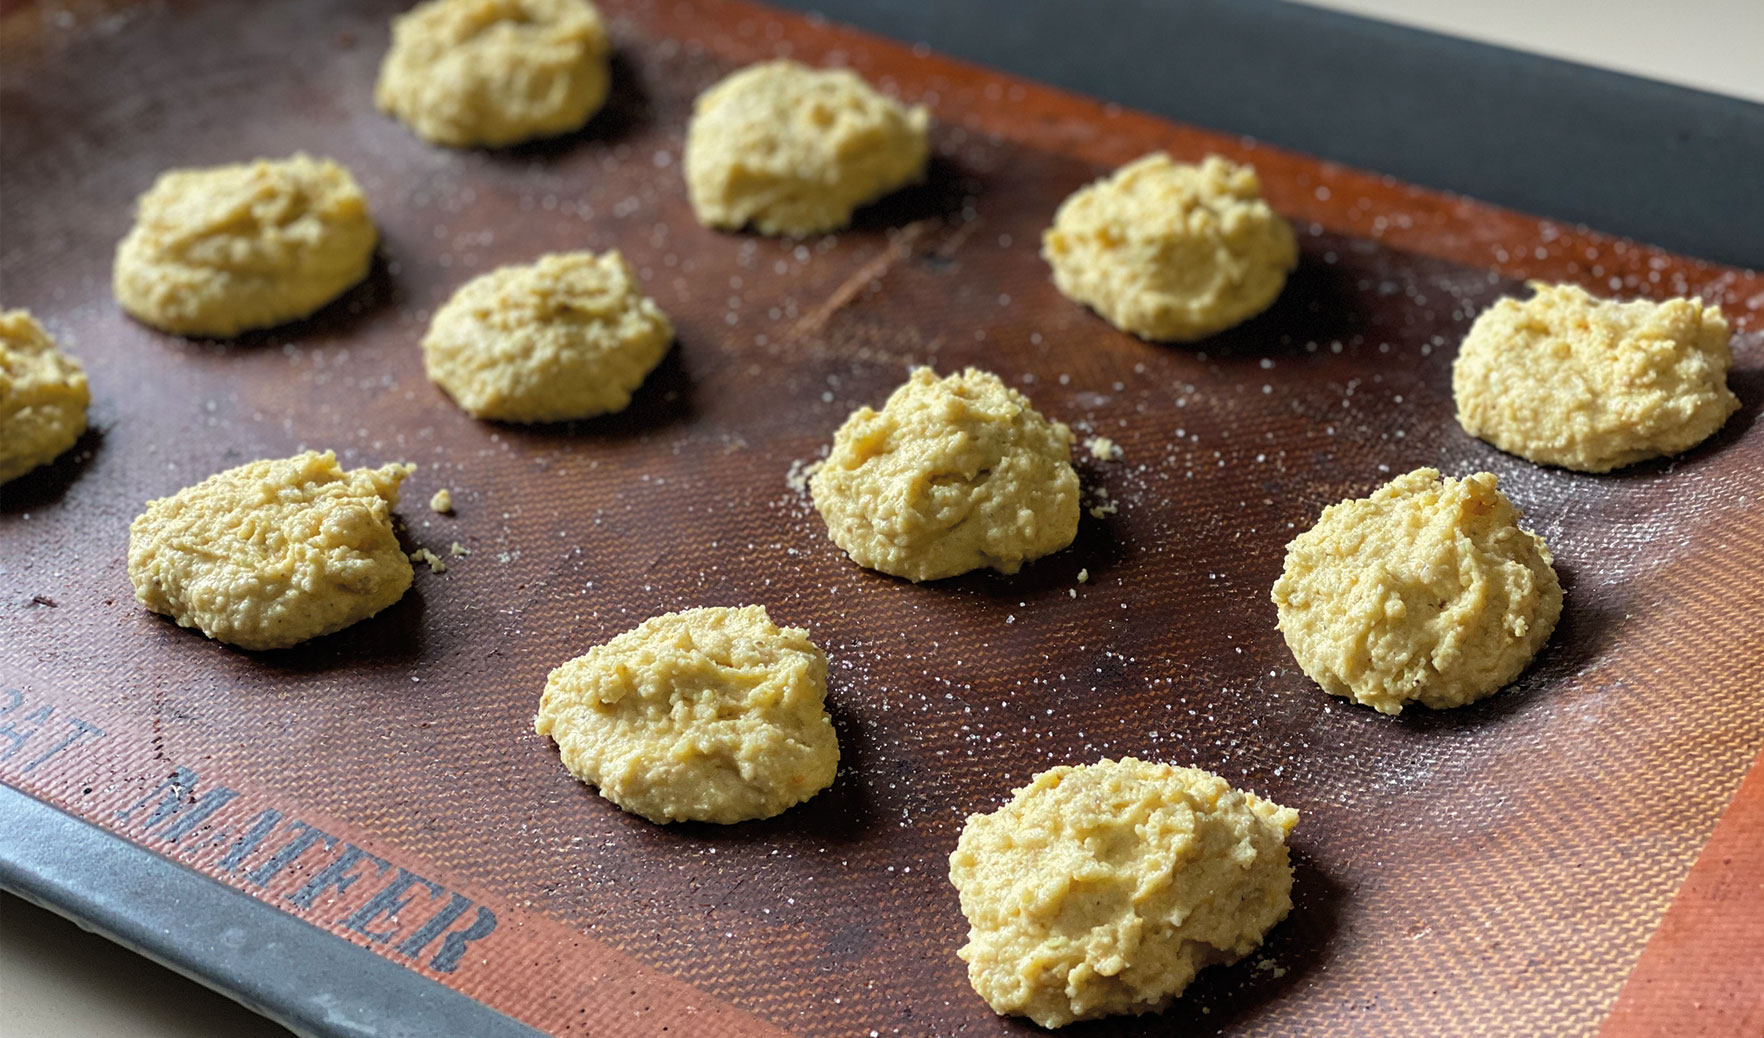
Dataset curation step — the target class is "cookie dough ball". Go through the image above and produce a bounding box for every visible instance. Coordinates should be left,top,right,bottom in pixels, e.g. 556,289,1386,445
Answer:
422,250,673,422
113,155,377,338
1272,468,1561,715
1453,282,1739,472
375,0,611,148
684,59,931,236
1043,153,1297,342
0,310,90,484
808,367,1080,582
950,758,1298,1028
128,451,415,651
535,605,839,824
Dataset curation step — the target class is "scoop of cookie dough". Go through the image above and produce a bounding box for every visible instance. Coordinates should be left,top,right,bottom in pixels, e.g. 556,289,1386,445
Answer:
375,0,611,148
113,155,377,338
422,250,673,422
535,605,839,824
1272,468,1561,715
949,757,1298,1029
0,310,90,484
128,451,415,651
684,59,931,236
1453,282,1739,472
1043,153,1297,342
808,367,1080,582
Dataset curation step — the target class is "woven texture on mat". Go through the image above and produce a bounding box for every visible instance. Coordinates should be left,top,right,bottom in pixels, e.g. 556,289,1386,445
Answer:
3,1,1763,1036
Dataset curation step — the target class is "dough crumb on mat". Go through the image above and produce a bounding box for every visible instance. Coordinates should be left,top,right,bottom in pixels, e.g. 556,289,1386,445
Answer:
376,0,611,148
0,309,89,484
1271,467,1561,715
1043,153,1296,342
785,457,823,494
127,451,415,650
684,59,930,236
808,367,1079,582
949,757,1297,1028
1453,281,1738,472
113,154,377,337
536,605,839,824
449,541,471,556
423,250,673,422
430,487,454,513
409,547,447,573
1084,435,1121,461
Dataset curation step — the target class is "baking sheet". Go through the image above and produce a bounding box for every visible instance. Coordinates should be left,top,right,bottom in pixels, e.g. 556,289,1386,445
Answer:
3,1,1762,1035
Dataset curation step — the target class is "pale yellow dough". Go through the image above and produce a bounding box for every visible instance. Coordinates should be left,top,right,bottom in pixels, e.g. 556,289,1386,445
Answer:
128,451,415,651
422,250,673,422
535,606,839,824
1272,468,1562,715
375,0,611,148
0,310,89,484
113,155,377,338
1043,153,1297,342
684,59,931,236
949,757,1298,1029
1453,282,1738,472
808,367,1080,582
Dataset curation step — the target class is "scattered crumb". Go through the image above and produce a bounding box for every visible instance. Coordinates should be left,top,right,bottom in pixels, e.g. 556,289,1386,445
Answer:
1084,435,1121,461
1088,499,1118,520
429,488,454,513
408,547,447,573
1077,568,1089,583
1068,588,1077,598
785,458,823,493
449,541,471,557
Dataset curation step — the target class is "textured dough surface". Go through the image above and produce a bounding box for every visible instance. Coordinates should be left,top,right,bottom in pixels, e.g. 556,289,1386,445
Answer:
113,155,377,338
128,451,414,651
1453,282,1738,472
809,367,1079,582
535,606,839,824
1271,468,1562,715
1043,153,1297,342
375,0,610,148
423,250,673,422
684,59,930,236
0,310,89,484
949,757,1298,1028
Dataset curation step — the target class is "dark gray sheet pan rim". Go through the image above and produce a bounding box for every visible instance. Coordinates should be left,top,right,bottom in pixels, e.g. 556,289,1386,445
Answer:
776,0,1764,271
0,786,544,1038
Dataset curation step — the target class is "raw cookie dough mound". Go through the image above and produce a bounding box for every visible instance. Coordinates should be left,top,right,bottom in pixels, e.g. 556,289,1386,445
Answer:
422,250,673,422
113,155,377,338
1453,282,1739,472
535,605,839,824
0,310,90,484
808,367,1080,582
1043,153,1297,342
949,758,1298,1028
1271,468,1562,715
375,0,611,148
128,451,415,651
684,59,931,236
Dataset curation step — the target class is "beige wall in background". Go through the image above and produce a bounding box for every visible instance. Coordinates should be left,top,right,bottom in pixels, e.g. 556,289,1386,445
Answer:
1293,0,1764,102
2,4,1759,1038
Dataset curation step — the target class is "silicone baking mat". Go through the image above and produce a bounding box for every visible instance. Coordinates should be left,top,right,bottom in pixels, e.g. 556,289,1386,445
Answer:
2,1,1761,1035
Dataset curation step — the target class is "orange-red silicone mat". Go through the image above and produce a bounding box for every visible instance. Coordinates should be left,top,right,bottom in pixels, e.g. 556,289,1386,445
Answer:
3,1,1762,1036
